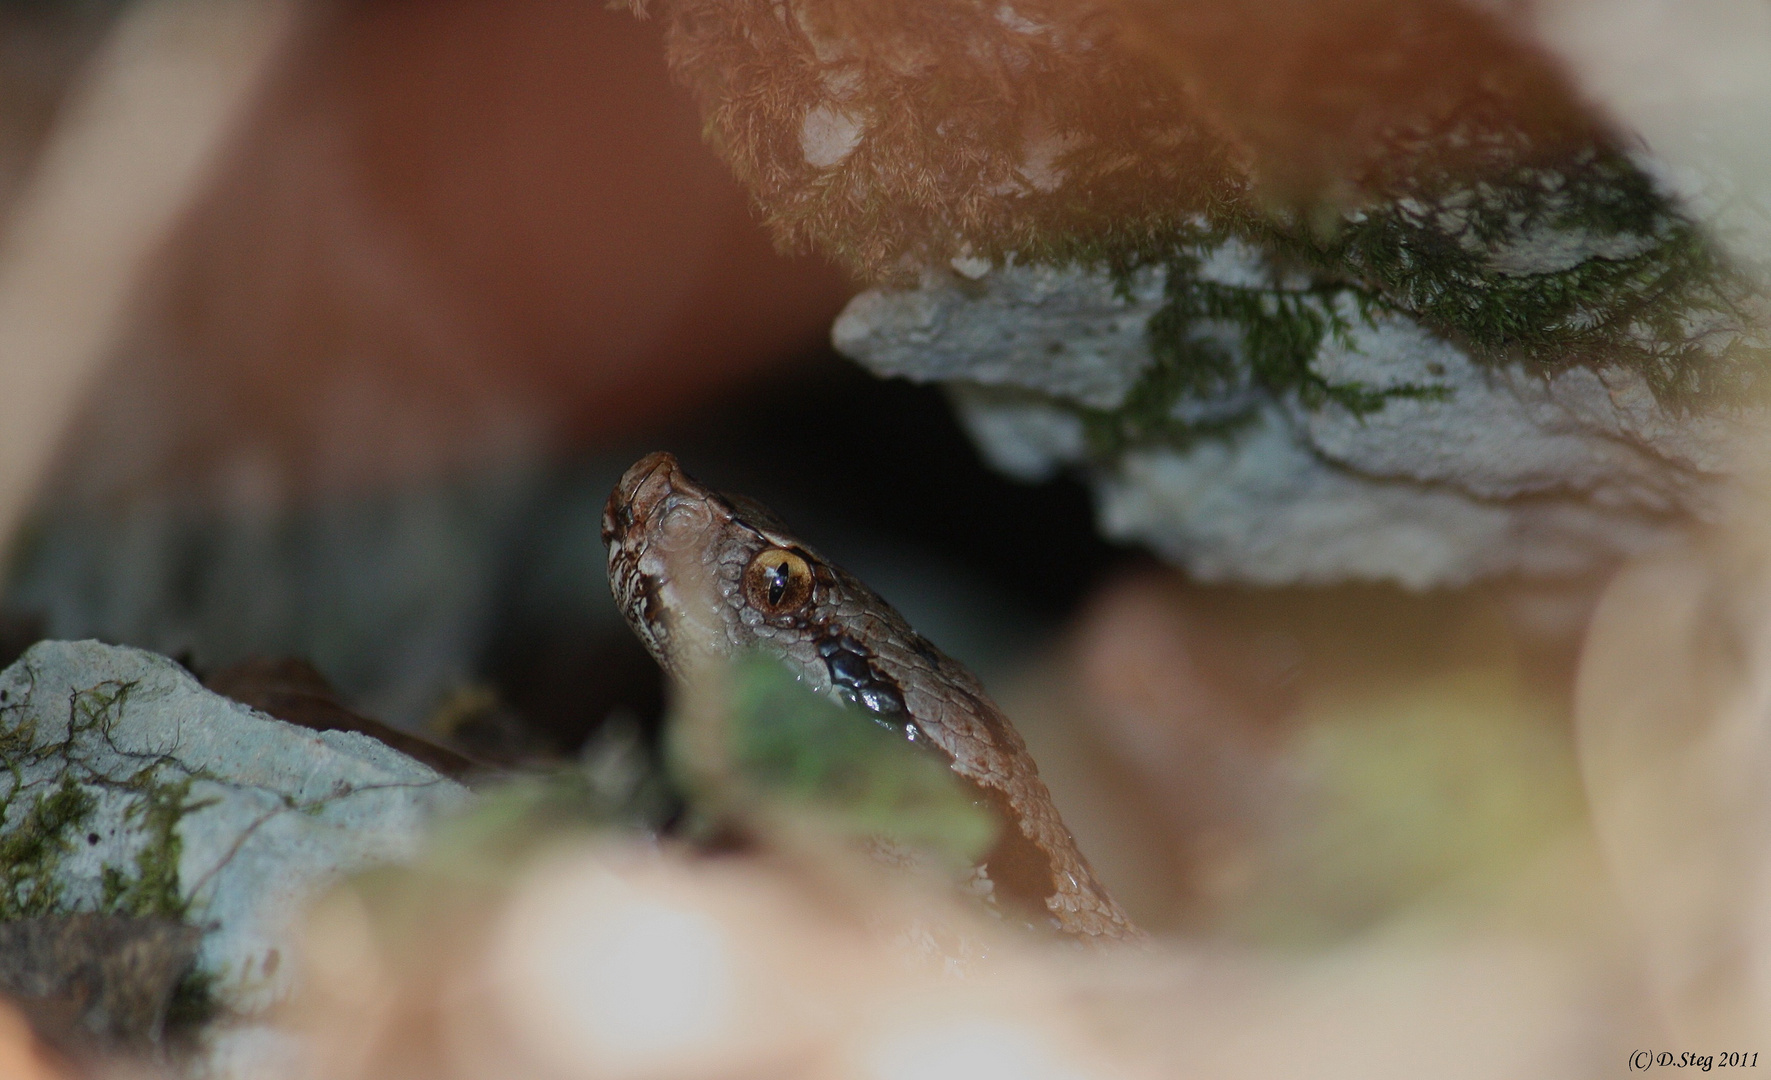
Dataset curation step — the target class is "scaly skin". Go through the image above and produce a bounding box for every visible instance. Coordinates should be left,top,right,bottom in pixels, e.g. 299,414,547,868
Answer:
602,451,1139,941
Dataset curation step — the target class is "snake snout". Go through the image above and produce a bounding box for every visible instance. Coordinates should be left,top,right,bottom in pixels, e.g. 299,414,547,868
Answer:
604,451,685,547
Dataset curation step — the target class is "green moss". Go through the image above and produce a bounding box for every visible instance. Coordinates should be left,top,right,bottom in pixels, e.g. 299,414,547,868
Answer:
0,710,38,786
1105,144,1764,439
0,774,96,919
1117,139,1767,427
1064,259,1450,458
1291,147,1770,407
104,773,201,919
0,677,203,922
1186,277,1445,408
67,679,133,742
1077,381,1258,461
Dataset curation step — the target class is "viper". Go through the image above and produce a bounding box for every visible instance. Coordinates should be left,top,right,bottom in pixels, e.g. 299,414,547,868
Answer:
602,451,1139,941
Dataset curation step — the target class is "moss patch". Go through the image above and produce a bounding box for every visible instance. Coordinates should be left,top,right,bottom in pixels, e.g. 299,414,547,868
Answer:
0,774,96,919
103,774,204,919
1292,144,1768,407
0,679,202,923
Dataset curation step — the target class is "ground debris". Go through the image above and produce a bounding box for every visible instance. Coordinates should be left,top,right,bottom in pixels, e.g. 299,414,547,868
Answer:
0,914,200,1055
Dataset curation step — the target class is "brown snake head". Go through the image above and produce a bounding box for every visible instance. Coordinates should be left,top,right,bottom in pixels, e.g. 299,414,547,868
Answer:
603,451,1140,941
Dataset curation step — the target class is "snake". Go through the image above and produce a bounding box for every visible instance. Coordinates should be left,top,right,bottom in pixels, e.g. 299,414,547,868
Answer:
602,450,1139,941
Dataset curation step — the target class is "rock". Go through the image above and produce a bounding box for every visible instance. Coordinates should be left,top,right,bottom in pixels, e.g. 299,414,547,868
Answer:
837,248,1751,587
201,655,480,779
0,640,469,1042
833,263,1168,411
639,0,1770,588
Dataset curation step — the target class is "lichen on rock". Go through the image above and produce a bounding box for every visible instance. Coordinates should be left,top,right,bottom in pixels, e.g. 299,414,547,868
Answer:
630,0,1771,585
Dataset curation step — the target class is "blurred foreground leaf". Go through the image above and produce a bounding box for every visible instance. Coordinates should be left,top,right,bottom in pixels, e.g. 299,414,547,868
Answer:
1234,668,1584,945
677,655,998,871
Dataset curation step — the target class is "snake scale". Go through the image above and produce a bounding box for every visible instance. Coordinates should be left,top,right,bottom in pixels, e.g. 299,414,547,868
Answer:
602,451,1138,941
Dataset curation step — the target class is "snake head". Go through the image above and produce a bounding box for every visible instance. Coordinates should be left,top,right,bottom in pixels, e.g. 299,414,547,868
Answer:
604,452,721,677
602,453,886,709
603,452,819,676
601,452,1142,940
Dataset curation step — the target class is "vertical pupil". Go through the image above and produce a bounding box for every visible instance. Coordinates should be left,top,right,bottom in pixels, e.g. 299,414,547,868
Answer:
768,562,789,605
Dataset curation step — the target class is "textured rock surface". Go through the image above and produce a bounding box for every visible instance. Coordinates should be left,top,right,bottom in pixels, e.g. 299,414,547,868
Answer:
837,245,1751,587
640,0,1770,588
836,263,1169,410
0,640,468,1028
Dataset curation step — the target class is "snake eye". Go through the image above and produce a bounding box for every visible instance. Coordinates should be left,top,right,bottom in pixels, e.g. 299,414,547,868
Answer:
743,547,813,614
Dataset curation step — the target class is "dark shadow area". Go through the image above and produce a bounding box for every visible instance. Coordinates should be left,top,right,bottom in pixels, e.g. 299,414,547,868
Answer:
478,345,1138,762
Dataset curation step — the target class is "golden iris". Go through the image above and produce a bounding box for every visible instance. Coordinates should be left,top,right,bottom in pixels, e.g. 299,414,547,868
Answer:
743,547,812,613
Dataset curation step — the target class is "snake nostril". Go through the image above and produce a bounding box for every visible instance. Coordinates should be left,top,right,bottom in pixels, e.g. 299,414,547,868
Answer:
600,502,635,546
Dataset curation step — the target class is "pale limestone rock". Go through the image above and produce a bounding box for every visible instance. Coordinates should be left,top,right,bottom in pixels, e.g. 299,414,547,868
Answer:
0,639,468,1030
835,248,1752,586
833,263,1166,410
